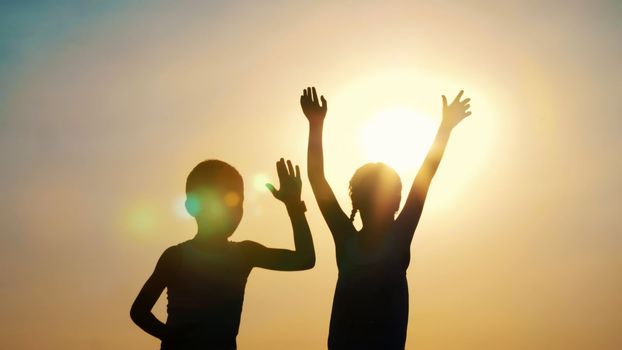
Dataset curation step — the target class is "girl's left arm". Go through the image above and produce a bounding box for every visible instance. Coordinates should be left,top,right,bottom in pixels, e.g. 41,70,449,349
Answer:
395,91,471,244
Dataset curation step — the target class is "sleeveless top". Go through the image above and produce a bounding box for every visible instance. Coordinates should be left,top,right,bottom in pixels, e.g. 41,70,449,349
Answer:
328,231,410,350
162,240,252,350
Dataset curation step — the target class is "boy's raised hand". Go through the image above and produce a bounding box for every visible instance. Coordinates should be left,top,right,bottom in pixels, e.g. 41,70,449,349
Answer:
300,87,327,123
441,90,471,129
266,158,302,205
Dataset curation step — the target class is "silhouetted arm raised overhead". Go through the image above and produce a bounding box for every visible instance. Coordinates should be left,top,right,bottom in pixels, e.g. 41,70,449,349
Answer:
241,158,315,271
395,91,472,244
302,87,355,240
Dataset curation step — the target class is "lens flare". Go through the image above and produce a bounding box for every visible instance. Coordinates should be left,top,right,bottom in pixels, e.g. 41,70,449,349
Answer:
174,195,193,219
253,173,271,193
204,195,226,217
123,202,158,236
224,191,241,207
185,194,202,216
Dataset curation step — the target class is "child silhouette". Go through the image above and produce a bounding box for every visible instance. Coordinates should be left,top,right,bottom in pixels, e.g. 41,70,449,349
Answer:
130,158,315,350
300,87,471,349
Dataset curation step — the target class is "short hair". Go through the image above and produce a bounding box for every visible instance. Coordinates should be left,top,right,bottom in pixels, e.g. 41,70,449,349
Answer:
348,162,402,222
186,160,244,196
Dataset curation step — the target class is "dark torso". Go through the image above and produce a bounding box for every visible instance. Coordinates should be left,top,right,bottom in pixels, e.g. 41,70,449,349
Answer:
163,240,252,350
329,228,410,350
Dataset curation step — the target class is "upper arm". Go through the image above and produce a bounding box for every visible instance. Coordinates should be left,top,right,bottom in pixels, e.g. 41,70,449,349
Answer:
240,241,313,271
395,125,453,244
306,119,355,241
394,174,429,245
309,175,355,240
131,247,178,314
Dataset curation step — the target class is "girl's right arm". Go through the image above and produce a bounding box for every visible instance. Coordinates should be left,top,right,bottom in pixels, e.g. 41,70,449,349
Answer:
301,87,355,240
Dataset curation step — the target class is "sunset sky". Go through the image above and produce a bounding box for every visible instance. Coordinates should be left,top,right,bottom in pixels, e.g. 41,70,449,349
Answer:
0,1,620,349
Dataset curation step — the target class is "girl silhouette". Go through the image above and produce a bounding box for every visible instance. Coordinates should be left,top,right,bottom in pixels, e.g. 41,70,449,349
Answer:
300,87,471,349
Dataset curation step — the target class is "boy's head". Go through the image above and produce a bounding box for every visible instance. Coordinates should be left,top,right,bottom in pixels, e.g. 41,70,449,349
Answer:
349,162,402,224
185,160,244,237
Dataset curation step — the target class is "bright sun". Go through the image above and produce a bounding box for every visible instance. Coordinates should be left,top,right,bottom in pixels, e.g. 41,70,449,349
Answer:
360,107,439,173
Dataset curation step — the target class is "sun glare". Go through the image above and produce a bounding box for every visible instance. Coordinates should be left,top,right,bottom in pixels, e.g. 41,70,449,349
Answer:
360,107,439,173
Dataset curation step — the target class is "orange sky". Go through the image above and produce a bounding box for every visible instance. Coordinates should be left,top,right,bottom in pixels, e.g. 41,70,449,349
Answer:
0,1,620,349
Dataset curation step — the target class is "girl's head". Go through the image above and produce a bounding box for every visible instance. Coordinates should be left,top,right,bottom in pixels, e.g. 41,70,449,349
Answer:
349,162,402,224
185,160,244,237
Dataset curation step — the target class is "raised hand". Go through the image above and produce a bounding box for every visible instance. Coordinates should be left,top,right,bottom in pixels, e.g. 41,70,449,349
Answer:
300,86,327,124
266,158,303,205
441,90,471,129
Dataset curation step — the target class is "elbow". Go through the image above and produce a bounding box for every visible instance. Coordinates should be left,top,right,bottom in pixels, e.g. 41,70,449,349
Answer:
291,251,315,270
300,254,316,270
307,174,329,191
307,169,325,181
130,302,144,324
129,307,139,324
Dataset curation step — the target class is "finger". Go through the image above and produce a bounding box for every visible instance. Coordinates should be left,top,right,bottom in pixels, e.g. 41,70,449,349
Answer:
465,111,472,117
276,158,287,180
286,159,295,177
265,183,277,197
461,98,471,105
442,95,447,109
321,95,327,110
279,158,287,177
295,165,301,180
312,87,318,103
307,87,311,100
464,104,471,109
452,90,464,104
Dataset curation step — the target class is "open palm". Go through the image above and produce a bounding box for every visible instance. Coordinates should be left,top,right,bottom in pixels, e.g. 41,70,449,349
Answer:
266,158,302,205
442,90,471,129
300,87,327,123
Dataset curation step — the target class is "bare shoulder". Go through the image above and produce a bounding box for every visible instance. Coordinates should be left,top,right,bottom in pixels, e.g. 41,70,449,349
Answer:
154,242,186,274
236,240,267,255
163,241,187,258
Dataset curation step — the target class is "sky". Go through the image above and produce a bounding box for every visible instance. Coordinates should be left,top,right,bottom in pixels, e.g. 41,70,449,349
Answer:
0,1,620,349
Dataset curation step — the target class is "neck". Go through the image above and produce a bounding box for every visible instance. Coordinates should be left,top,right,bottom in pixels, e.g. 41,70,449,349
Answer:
361,213,395,230
360,215,394,236
192,226,229,249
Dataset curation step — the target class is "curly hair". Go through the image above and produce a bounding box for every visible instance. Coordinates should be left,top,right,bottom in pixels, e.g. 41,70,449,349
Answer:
348,162,402,222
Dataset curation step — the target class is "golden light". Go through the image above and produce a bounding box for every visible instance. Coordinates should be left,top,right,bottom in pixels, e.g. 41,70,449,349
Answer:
329,68,498,210
122,200,160,236
360,106,439,173
174,195,192,219
252,173,271,193
224,191,241,207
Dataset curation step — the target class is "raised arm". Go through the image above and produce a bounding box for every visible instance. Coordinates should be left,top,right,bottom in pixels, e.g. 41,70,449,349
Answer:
395,91,471,242
301,87,354,238
241,158,315,271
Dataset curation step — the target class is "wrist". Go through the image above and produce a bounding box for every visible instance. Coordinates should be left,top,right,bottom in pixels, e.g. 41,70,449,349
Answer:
439,121,454,132
285,200,307,213
308,120,324,129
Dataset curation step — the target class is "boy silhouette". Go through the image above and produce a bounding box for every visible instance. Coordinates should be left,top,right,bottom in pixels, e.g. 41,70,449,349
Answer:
130,158,315,349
